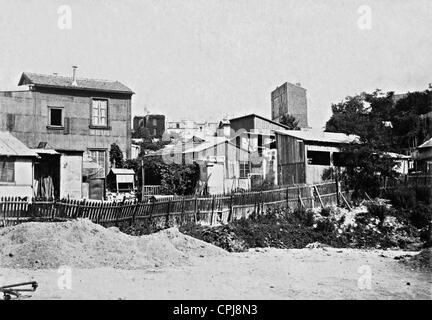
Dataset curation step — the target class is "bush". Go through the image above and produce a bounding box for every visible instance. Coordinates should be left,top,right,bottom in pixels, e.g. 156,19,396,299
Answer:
384,187,416,209
407,204,432,229
366,203,391,223
320,207,332,217
415,186,432,205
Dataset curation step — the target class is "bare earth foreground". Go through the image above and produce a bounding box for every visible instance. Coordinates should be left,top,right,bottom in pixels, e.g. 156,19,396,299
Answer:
0,220,430,300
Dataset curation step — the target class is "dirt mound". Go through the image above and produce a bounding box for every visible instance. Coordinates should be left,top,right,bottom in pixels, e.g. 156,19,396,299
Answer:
0,219,226,269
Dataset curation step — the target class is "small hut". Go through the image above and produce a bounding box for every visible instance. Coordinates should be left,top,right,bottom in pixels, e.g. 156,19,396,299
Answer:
106,168,135,192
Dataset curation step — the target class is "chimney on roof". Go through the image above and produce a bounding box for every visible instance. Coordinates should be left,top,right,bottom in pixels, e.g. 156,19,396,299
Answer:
295,82,301,87
72,66,78,86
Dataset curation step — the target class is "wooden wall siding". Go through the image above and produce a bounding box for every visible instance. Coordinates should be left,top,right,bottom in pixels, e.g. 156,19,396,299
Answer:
276,133,306,184
0,89,131,158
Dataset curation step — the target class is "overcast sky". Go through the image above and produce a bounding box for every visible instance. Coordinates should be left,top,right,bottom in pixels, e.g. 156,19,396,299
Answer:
1,0,431,128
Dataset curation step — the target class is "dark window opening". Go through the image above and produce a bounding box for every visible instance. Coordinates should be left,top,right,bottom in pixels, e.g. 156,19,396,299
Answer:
49,108,62,126
307,150,330,165
258,134,263,156
0,158,14,182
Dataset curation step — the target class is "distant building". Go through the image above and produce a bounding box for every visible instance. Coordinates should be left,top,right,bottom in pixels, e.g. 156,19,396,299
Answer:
133,114,165,139
413,137,432,173
166,120,218,140
147,136,251,194
271,82,308,128
0,67,134,200
275,129,359,185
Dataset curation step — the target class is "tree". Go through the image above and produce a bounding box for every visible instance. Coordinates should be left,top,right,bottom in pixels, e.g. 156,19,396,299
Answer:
124,156,201,196
109,143,124,168
280,114,300,130
325,92,398,198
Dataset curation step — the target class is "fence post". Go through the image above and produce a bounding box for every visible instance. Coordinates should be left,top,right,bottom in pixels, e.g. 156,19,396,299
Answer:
149,199,155,228
194,196,198,223
310,186,315,209
286,187,289,209
115,199,125,227
165,199,171,228
51,198,56,221
210,195,215,225
228,194,233,222
181,196,185,226
335,178,340,206
1,198,4,227
131,200,138,226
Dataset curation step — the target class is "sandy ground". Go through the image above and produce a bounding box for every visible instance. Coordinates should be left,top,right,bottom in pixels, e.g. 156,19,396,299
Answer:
1,248,431,300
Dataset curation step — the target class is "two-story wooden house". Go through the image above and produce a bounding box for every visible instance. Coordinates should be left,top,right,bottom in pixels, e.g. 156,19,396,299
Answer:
0,68,134,199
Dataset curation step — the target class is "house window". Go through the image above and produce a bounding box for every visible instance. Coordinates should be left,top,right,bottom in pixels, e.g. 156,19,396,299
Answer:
153,128,157,136
258,134,263,157
152,118,157,126
0,158,14,183
176,123,180,129
89,150,106,174
239,161,250,178
91,99,108,127
307,151,331,166
48,107,63,127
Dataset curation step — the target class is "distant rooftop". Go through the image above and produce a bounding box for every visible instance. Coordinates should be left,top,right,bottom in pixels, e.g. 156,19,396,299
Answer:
18,72,134,94
275,129,359,144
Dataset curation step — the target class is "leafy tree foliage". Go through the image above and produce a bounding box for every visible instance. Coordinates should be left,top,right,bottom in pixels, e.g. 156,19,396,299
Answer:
326,88,432,152
124,156,200,196
109,143,124,168
280,114,300,130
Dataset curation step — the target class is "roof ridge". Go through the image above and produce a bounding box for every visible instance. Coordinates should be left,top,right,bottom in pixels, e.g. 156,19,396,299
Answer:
24,72,120,83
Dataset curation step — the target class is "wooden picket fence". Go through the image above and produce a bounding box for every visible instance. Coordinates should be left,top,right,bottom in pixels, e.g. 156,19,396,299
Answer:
0,181,352,229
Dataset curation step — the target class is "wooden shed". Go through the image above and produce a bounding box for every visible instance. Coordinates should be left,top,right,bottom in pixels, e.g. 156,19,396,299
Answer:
106,168,135,192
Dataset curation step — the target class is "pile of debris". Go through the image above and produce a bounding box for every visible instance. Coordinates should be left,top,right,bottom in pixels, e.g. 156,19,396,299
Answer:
0,219,227,269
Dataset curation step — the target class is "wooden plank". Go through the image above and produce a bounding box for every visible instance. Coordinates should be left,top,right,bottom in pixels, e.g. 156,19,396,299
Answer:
339,191,352,211
314,186,324,208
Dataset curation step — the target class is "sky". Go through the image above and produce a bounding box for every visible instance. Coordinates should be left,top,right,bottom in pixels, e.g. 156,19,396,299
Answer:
0,0,431,128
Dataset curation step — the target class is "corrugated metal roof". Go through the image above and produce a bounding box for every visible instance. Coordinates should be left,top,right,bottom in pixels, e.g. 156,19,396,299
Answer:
418,138,432,149
18,72,134,94
110,168,135,175
275,129,359,144
0,131,38,157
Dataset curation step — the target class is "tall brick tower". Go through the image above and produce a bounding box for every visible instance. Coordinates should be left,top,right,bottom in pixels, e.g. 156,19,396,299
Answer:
271,82,308,128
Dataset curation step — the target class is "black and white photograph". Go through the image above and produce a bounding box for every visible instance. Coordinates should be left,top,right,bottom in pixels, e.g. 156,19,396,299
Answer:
0,0,431,306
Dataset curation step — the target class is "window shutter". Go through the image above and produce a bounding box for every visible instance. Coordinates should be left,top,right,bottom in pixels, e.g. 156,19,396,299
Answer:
6,114,15,131
63,117,70,134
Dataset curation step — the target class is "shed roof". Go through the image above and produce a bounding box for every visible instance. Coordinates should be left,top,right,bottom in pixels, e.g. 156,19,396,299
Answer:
31,148,60,155
275,129,359,144
229,113,291,130
18,72,134,94
418,137,432,149
110,168,135,175
0,132,38,157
